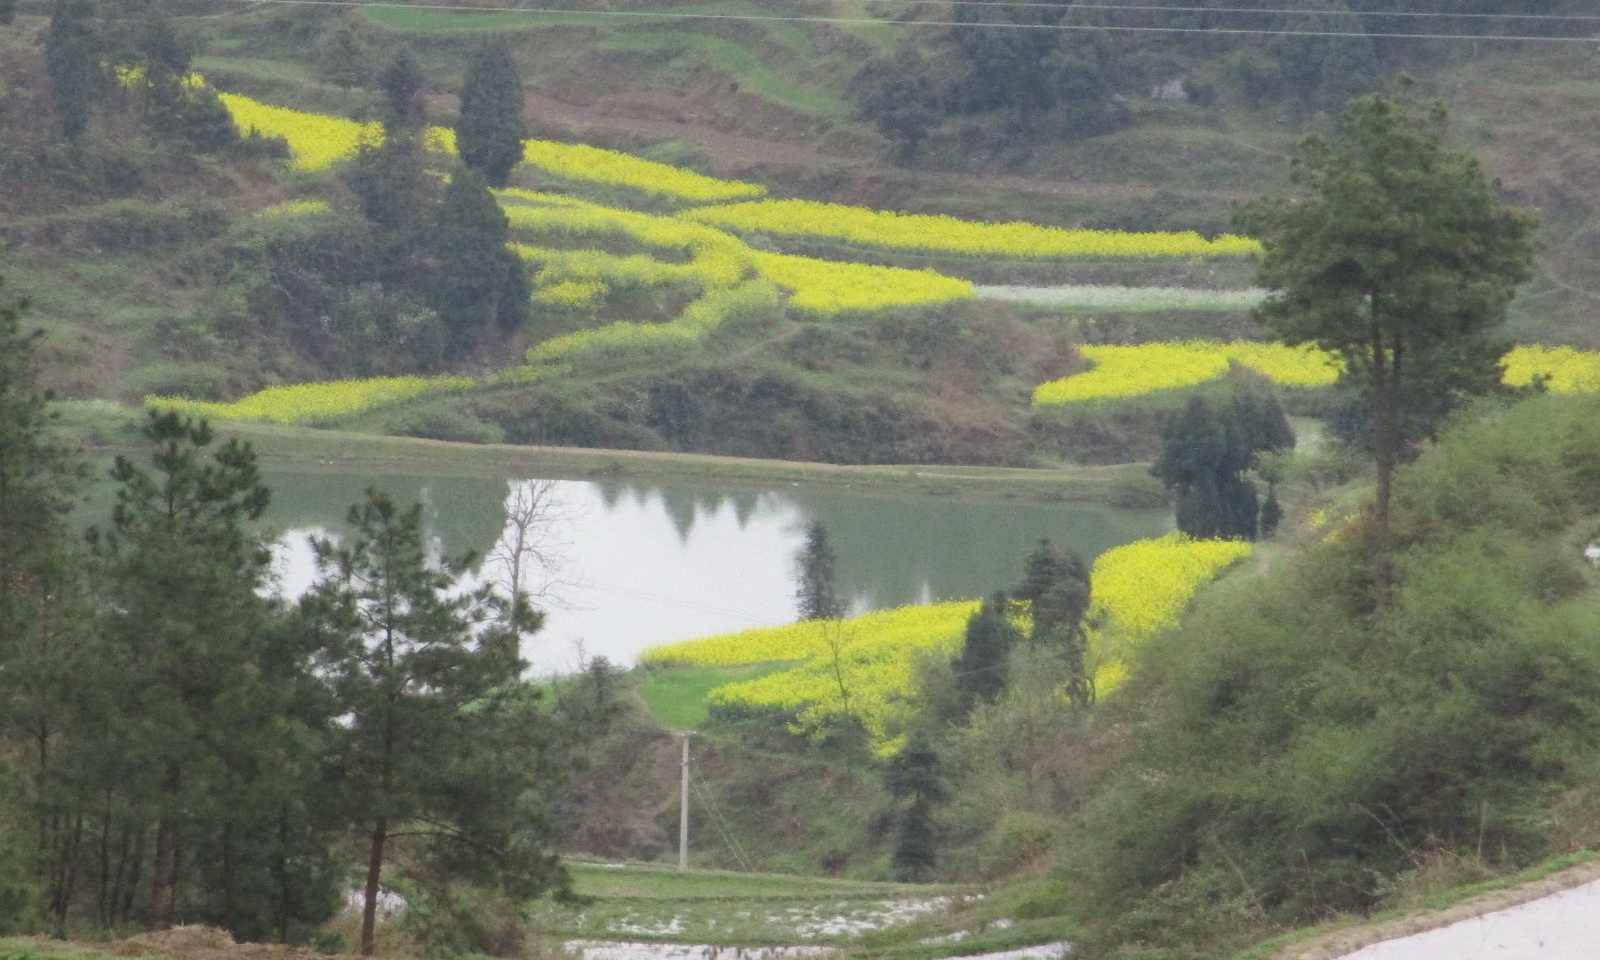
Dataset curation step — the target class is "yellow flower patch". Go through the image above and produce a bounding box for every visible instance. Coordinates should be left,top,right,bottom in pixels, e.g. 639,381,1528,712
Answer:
1502,345,1600,395
1032,341,1342,405
1087,533,1253,695
682,198,1260,260
146,376,474,424
519,140,765,203
748,251,974,314
218,93,379,172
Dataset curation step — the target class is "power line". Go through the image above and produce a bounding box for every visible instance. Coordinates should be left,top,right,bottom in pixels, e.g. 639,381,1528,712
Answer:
842,0,1600,24
196,0,1600,42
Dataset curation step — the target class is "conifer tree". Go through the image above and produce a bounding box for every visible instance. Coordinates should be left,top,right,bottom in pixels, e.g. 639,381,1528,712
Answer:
89,412,281,927
455,38,526,188
302,488,551,956
1012,539,1093,707
378,48,425,133
45,0,104,140
0,277,91,926
886,733,946,882
952,593,1017,709
1238,91,1534,601
431,167,526,358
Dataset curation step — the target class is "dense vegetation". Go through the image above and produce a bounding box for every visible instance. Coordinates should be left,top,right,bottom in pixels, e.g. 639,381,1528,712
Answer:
0,286,619,952
7,2,1600,958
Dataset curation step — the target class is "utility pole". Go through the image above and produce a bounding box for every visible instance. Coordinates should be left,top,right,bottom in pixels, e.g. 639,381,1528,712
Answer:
678,731,691,870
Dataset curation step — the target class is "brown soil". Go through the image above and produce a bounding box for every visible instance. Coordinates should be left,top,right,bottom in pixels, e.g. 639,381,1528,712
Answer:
1275,860,1600,960
106,926,332,960
428,88,1253,208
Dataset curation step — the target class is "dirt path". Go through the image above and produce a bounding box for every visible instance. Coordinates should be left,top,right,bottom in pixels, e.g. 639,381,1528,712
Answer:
1275,860,1600,960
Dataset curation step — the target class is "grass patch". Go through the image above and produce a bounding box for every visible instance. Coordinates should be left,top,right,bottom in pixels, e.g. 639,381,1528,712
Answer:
602,31,849,117
639,662,793,729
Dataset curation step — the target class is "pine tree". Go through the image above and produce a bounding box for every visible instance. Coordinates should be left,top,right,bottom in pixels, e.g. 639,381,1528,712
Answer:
45,0,104,140
455,38,526,188
0,277,91,928
302,488,550,956
1238,91,1534,601
88,412,281,928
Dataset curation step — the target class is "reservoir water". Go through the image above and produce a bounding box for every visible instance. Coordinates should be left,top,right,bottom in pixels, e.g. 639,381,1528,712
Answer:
230,469,1166,675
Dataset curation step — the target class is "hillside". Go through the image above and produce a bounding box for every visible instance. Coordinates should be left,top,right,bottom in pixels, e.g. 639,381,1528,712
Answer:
8,3,1600,959
3,1,1600,471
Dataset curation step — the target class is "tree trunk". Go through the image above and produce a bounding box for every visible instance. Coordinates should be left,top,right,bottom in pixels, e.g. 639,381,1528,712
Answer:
359,818,388,956
151,762,181,928
1370,317,1396,607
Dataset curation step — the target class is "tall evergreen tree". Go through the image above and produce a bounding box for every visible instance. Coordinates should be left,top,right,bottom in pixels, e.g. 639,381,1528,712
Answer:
952,593,1018,710
455,38,526,188
45,0,104,140
302,489,551,956
378,48,425,133
87,412,283,928
0,277,91,928
1237,92,1535,601
431,167,526,358
885,733,946,883
1012,540,1093,707
1150,391,1290,543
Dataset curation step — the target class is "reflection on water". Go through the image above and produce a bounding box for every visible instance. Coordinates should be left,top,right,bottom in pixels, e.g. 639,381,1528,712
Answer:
266,472,1170,675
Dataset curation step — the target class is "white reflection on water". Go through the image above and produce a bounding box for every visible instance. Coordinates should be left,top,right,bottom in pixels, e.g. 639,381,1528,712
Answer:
270,479,814,676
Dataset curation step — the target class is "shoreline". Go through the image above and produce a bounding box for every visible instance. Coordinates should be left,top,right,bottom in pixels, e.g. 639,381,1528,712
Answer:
70,404,1164,507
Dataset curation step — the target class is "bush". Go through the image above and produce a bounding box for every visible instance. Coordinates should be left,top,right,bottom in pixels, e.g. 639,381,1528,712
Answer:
1065,395,1600,958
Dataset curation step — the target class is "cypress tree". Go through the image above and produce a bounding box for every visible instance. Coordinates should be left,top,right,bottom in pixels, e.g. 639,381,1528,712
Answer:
1151,394,1285,542
378,49,425,134
886,733,946,882
45,0,104,140
456,38,526,188
431,167,524,358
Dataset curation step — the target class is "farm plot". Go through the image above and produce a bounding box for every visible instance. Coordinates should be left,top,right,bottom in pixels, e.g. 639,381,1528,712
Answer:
1031,341,1600,406
643,534,1250,755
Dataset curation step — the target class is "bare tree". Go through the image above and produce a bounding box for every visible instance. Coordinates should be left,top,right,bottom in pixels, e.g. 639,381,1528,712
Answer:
486,479,578,611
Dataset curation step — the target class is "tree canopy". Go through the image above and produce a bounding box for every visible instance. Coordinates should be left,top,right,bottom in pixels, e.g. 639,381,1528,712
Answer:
1237,92,1534,599
456,38,526,188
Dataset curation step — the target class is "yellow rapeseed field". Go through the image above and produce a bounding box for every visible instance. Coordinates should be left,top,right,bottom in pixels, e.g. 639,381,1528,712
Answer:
748,251,975,314
682,198,1261,259
1086,533,1253,694
520,139,765,203
1032,341,1341,405
146,376,475,424
643,532,1250,753
1502,345,1600,394
524,280,779,363
647,601,979,755
1034,341,1600,406
255,198,333,219
218,93,378,172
